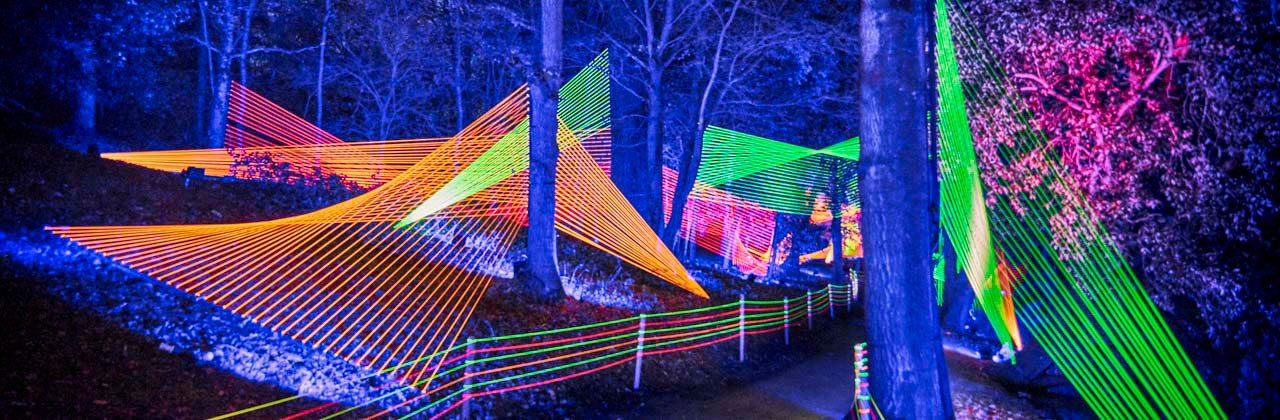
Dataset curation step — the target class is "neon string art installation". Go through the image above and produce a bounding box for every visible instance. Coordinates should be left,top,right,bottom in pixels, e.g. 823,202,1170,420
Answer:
937,0,1223,418
663,128,862,276
672,124,1021,354
102,82,612,189
697,126,860,216
47,50,705,396
395,51,701,296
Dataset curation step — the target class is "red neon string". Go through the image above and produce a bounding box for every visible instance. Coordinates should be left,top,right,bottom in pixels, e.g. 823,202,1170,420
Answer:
473,325,639,354
469,356,637,398
279,401,337,420
646,333,741,356
643,309,740,328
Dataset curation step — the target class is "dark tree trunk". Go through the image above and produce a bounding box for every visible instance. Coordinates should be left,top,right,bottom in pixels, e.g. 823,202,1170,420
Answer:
452,0,465,132
207,1,235,149
767,213,790,280
527,0,564,300
938,230,973,332
664,0,737,247
195,44,208,144
644,75,664,231
859,0,952,418
663,127,701,247
73,41,96,135
239,0,255,86
783,214,801,275
830,158,846,286
196,0,213,145
316,0,330,130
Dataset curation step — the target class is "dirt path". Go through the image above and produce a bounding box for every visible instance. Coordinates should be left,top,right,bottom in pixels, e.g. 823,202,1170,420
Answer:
633,320,1064,419
634,321,861,419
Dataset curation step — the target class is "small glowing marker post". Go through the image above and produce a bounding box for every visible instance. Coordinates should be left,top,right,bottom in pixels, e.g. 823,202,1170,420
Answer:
737,294,746,362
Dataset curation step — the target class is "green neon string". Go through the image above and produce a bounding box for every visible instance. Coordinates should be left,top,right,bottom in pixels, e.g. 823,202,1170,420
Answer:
397,50,612,225
934,1,1020,351
696,127,860,215
937,1,1224,418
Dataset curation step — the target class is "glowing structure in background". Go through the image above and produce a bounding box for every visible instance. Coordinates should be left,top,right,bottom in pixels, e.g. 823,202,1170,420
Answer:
102,82,611,188
664,128,862,276
676,125,1016,352
48,51,704,393
698,127,860,215
937,0,1223,418
662,166,780,275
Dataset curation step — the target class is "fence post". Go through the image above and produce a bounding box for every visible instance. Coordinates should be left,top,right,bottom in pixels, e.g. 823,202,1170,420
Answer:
633,314,645,390
738,294,746,362
854,343,871,420
806,290,813,330
847,276,853,312
783,297,790,345
463,338,474,419
828,284,835,319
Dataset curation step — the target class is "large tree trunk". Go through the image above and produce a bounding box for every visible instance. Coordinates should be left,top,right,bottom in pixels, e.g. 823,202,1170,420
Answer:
859,0,952,418
644,75,664,231
195,45,208,144
663,127,701,247
73,41,96,135
452,0,465,132
207,1,235,149
830,158,847,286
195,0,213,145
527,0,564,300
316,0,329,130
314,0,330,170
239,0,255,86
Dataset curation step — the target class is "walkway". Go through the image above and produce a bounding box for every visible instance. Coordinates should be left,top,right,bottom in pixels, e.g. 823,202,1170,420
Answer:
632,320,1065,419
635,321,861,419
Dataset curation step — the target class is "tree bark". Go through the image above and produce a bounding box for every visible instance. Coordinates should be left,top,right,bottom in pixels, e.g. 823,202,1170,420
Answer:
452,0,465,132
527,0,564,300
73,41,96,135
767,213,798,281
207,0,236,149
859,0,952,418
644,73,664,230
195,41,208,144
195,0,214,145
238,0,256,86
316,0,330,131
830,159,846,286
